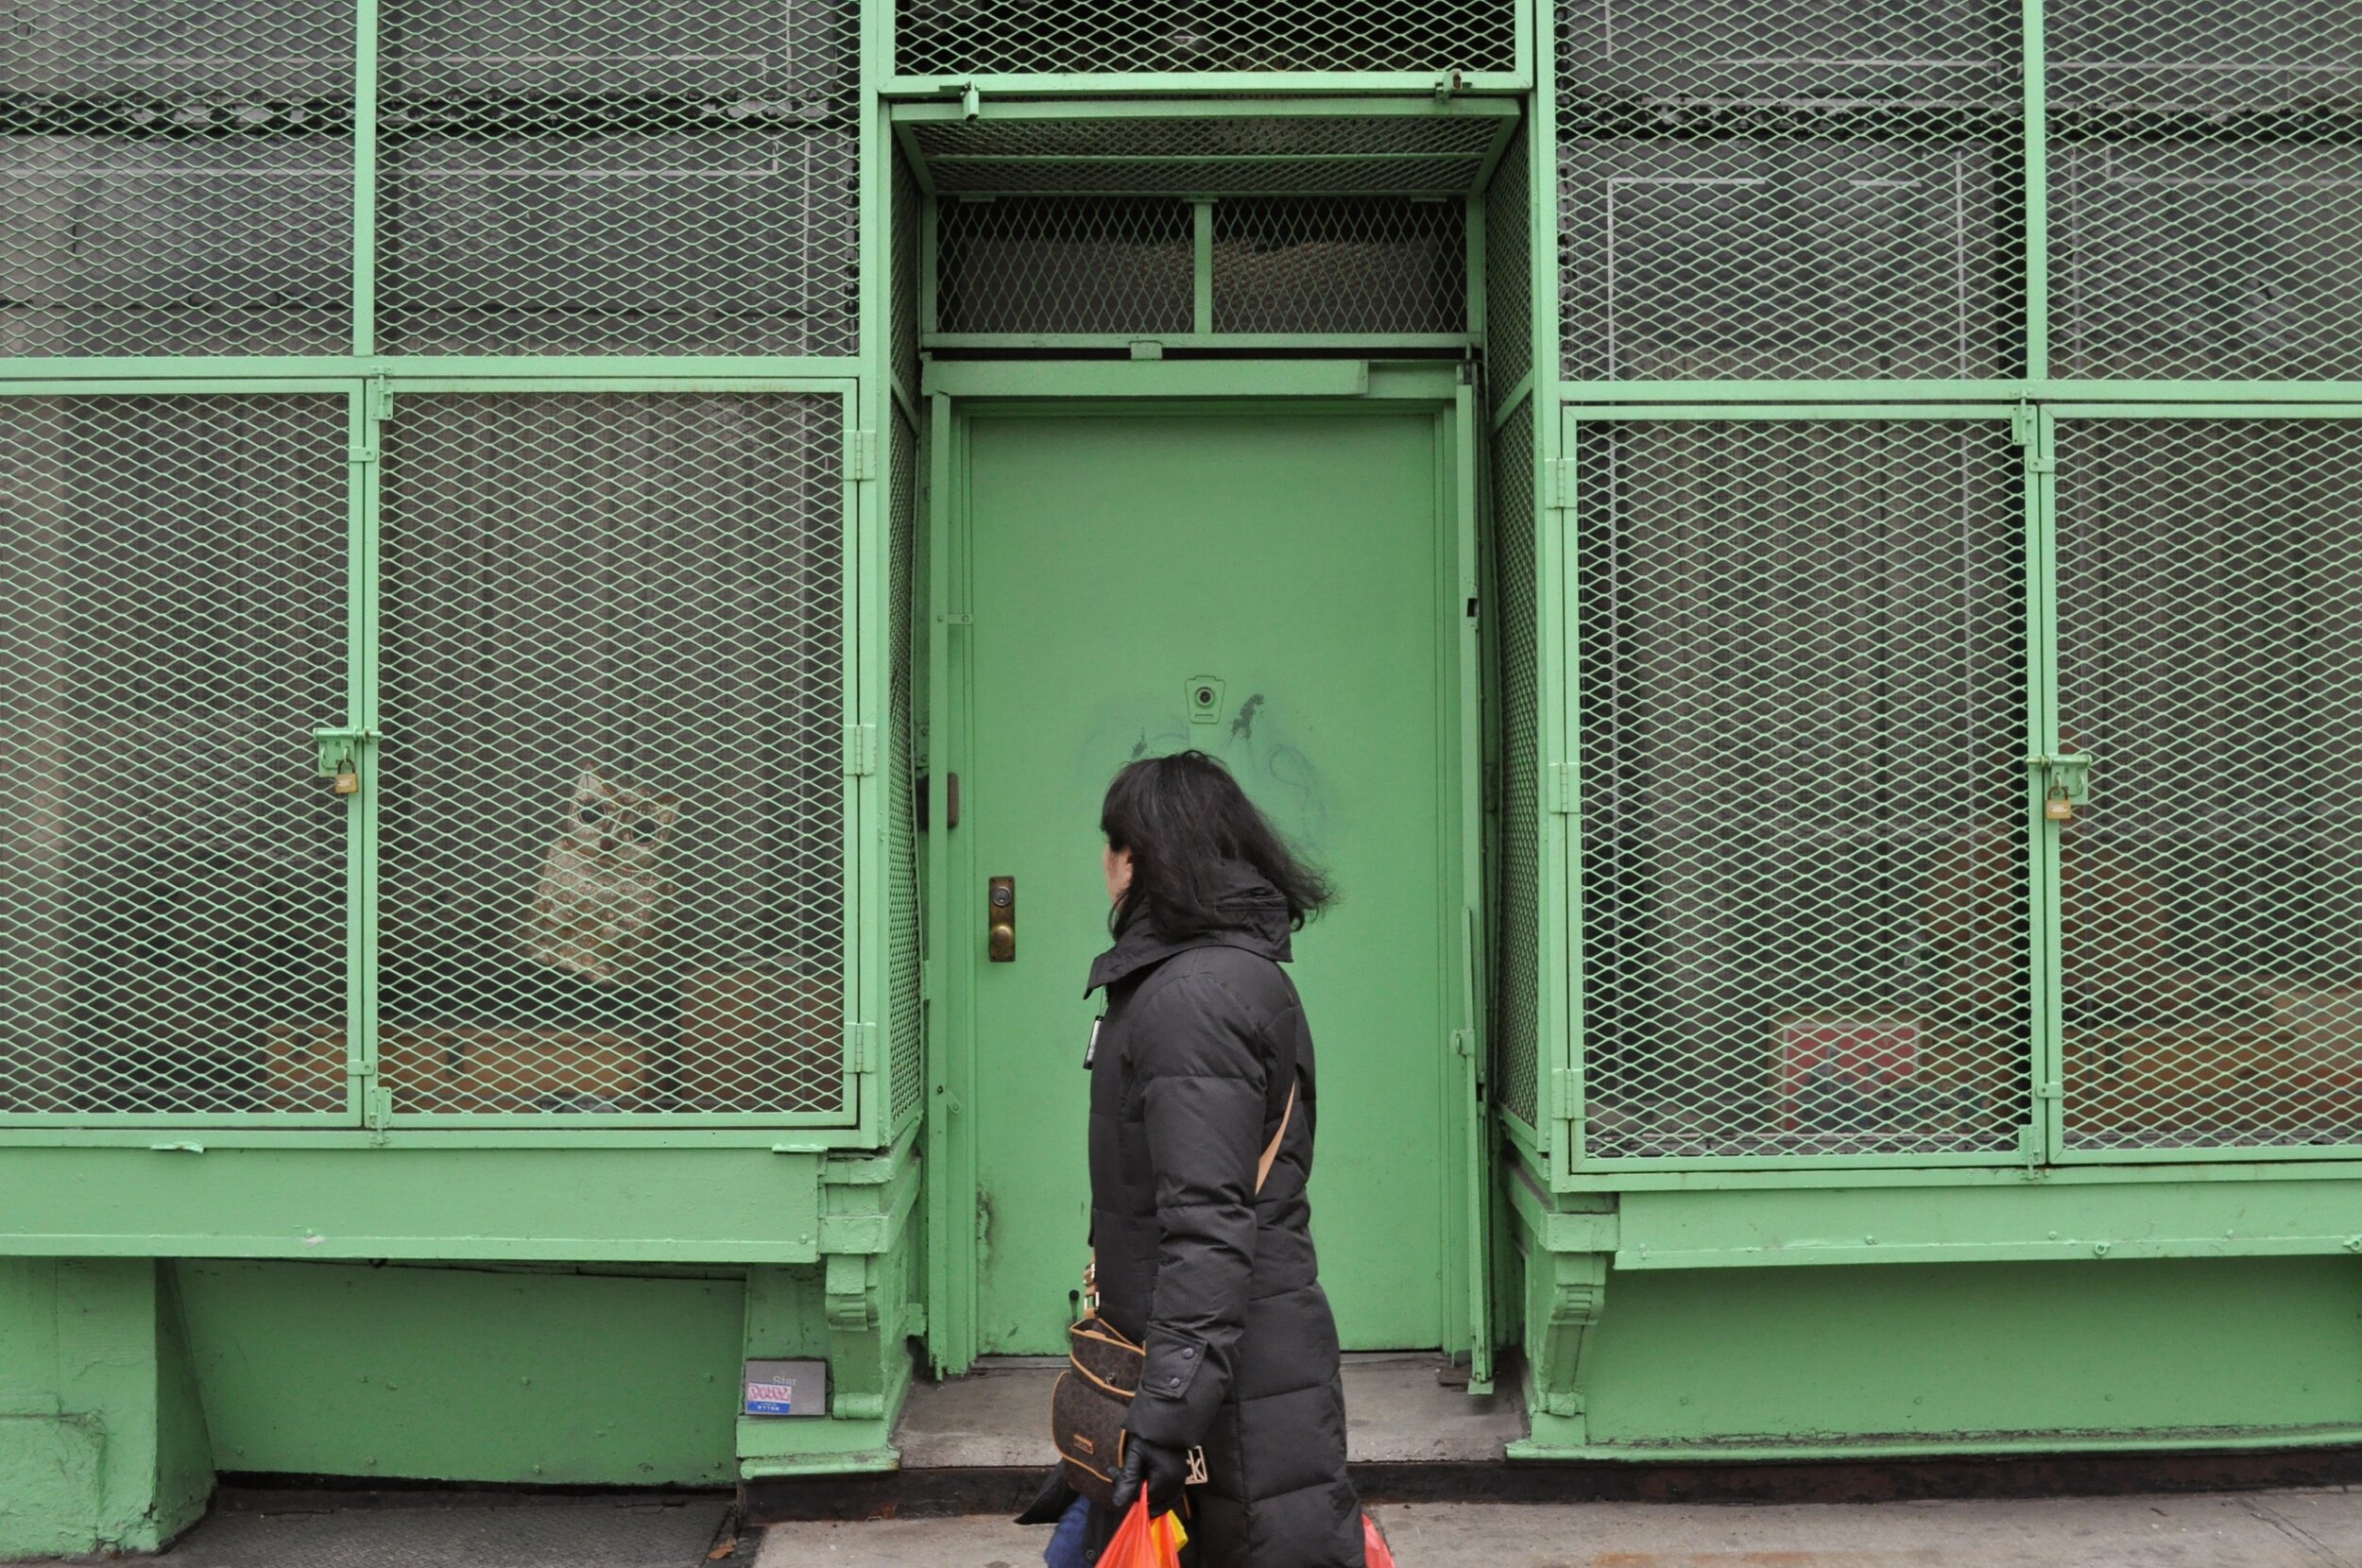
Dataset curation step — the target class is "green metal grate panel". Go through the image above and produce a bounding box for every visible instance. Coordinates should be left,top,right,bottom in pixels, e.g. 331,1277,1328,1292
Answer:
934,197,1194,335
1490,400,1540,1129
1209,197,1465,333
909,113,1501,197
892,145,921,404
1,3,355,355
895,0,1517,78
2049,1,2362,380
1555,0,2023,382
1483,122,1532,409
2056,418,2362,1150
887,403,923,1134
0,395,350,1116
1574,419,2028,1161
374,0,860,355
375,393,848,1118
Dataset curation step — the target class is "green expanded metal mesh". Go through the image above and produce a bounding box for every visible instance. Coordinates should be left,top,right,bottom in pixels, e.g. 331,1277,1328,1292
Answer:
1489,399,1540,1129
374,393,848,1118
374,0,861,355
1483,123,1532,408
1573,419,2028,1160
2056,418,2362,1150
887,402,923,1134
935,197,1195,335
906,113,1507,197
1555,0,2024,381
1211,197,1465,332
933,195,1469,337
1,3,356,355
2049,1,2362,380
0,395,350,1116
894,0,1518,78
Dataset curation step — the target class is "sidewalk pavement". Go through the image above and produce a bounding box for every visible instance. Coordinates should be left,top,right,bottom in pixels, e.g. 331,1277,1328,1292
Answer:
762,1490,2362,1567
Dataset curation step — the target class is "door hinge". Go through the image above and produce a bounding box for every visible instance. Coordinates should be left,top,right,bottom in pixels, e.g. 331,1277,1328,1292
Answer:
1450,1028,1475,1060
365,1084,393,1138
845,1021,879,1073
2012,406,2056,472
844,723,879,776
1544,456,1576,512
1551,1067,1580,1119
847,428,879,482
1546,761,1578,813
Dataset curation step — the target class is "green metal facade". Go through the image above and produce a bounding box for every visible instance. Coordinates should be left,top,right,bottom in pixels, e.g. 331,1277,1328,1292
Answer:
6,0,2362,1551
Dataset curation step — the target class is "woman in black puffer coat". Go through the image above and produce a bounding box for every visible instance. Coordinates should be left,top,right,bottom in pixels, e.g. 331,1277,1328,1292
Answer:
1082,750,1364,1568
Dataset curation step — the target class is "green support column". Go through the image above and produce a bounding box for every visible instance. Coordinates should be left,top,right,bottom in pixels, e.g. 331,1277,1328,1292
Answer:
0,1260,213,1559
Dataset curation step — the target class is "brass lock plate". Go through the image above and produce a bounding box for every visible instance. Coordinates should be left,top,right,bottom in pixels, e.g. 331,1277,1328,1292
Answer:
987,875,1016,962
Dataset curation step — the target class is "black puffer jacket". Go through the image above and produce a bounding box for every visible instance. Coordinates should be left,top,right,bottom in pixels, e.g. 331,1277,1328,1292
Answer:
1085,864,1363,1568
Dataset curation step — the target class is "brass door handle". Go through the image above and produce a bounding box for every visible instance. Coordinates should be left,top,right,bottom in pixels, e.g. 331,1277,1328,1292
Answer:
988,876,1016,962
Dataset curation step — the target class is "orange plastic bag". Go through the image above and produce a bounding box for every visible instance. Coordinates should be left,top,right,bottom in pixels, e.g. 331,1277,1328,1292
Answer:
1102,1495,1186,1568
1363,1510,1397,1567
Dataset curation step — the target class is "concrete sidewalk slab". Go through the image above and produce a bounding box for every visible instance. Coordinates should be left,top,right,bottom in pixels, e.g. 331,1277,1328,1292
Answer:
894,1355,1524,1470
756,1488,2362,1567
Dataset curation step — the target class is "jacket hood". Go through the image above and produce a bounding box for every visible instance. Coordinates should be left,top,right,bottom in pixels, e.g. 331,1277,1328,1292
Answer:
1084,860,1294,995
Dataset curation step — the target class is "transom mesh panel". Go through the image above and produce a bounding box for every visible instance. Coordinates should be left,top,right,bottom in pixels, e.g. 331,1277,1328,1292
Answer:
896,0,1517,77
1210,198,1465,333
2057,419,2362,1150
1575,420,2028,1161
1490,401,1540,1128
0,396,349,1116
1,3,355,355
910,113,1502,197
934,197,1193,335
887,405,923,1133
376,393,847,1117
2049,0,2362,380
374,0,859,355
1556,0,2023,381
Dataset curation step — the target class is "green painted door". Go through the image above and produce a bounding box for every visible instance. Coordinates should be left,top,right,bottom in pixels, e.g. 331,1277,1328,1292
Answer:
963,408,1457,1355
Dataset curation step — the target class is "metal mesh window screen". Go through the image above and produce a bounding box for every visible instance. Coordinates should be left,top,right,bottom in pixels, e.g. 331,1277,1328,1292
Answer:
2,3,355,355
1556,0,2023,381
895,0,1517,78
1483,124,1532,409
374,0,859,356
1490,401,1540,1128
1575,420,2028,1161
887,405,923,1133
2049,1,2362,380
2056,419,2362,1150
376,393,848,1118
934,197,1193,335
1210,198,1465,334
892,146,921,403
0,395,349,1116
908,115,1504,198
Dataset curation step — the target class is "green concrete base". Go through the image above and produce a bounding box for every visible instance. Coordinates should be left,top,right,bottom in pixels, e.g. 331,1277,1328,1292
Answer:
1509,1163,2362,1460
0,1143,926,1560
0,1259,213,1559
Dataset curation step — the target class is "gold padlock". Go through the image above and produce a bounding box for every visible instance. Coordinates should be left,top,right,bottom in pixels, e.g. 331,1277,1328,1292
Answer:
2044,787,2074,823
332,760,360,796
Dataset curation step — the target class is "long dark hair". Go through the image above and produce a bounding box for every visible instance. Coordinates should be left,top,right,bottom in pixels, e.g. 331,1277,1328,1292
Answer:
1100,751,1335,938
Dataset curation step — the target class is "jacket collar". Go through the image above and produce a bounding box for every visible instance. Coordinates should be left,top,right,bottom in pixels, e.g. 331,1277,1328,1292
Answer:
1085,861,1294,996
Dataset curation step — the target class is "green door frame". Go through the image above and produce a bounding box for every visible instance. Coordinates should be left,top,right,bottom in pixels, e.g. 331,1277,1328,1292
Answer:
921,360,1492,1383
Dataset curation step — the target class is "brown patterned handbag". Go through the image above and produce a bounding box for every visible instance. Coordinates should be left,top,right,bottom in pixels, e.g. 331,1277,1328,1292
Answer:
1051,1082,1295,1505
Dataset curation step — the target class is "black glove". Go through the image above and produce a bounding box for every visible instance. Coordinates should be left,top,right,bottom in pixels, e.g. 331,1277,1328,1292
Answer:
1111,1435,1191,1516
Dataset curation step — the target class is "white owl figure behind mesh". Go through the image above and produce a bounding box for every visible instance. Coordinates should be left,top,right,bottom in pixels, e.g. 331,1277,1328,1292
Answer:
522,767,678,986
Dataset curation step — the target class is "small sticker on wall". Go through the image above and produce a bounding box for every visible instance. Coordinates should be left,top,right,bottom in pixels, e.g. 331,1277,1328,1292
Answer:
745,1358,828,1417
